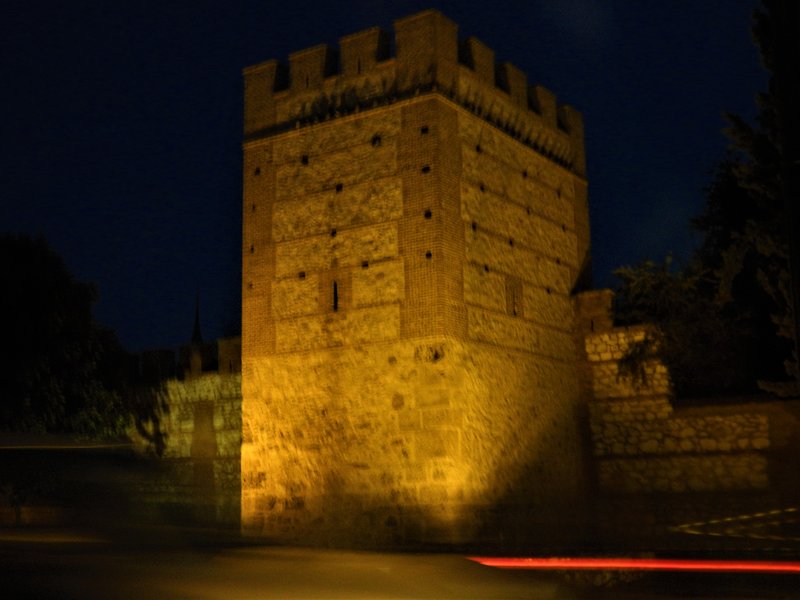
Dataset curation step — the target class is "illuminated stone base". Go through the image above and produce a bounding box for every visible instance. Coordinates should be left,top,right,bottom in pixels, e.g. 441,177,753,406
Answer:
241,336,585,547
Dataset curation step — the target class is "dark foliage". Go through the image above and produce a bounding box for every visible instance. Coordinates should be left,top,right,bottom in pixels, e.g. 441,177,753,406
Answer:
0,234,165,441
613,258,757,398
694,0,797,386
614,1,798,397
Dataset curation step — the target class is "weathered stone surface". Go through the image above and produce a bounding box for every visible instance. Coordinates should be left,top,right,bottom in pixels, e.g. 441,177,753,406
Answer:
130,373,242,526
242,338,584,545
598,453,769,494
273,178,403,243
465,228,571,294
273,111,402,164
241,11,591,547
575,297,777,497
275,222,399,277
460,182,576,266
352,259,404,307
275,305,401,352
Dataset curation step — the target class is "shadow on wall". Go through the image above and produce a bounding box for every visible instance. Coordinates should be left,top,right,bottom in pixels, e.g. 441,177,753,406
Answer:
469,415,590,553
191,401,218,523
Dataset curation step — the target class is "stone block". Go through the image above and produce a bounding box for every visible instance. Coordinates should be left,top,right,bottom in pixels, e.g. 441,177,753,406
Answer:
398,410,420,431
416,430,459,458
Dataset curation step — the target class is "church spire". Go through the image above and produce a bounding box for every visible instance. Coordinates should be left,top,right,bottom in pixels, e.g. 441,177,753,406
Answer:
191,291,203,345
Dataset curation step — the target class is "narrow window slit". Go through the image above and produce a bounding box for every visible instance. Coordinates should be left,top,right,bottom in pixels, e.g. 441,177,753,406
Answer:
333,281,339,311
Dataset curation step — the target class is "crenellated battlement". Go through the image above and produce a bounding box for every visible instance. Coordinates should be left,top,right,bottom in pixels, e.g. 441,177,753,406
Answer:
243,9,585,176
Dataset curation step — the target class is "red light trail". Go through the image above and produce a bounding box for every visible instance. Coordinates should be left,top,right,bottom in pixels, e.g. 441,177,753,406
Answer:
467,556,800,573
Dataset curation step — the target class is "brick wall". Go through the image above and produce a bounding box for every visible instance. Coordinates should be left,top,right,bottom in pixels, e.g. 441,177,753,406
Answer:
241,10,590,547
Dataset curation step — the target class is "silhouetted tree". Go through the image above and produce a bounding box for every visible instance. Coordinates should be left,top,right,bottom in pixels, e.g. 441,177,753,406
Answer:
613,257,756,398
615,0,799,397
692,158,791,387
692,0,798,390
0,234,131,436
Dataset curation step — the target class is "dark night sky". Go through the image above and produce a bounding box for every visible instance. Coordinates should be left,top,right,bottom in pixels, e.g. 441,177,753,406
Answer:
1,1,766,352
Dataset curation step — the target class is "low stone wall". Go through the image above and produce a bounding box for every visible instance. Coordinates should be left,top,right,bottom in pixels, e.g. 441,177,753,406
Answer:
592,409,769,457
581,319,772,495
577,290,800,549
585,327,670,400
131,373,242,526
598,452,769,494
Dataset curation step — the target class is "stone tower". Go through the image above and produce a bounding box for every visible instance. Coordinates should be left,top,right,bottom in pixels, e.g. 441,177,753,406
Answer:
241,9,590,546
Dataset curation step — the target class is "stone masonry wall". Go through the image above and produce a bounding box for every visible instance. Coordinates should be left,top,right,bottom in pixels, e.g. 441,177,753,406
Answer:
241,95,587,545
132,373,242,526
242,338,584,546
576,290,770,496
242,10,589,547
